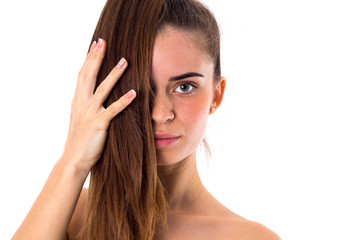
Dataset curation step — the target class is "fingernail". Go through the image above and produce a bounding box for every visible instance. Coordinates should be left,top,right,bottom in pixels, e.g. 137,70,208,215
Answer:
90,41,96,51
116,58,126,69
126,89,136,99
97,38,103,49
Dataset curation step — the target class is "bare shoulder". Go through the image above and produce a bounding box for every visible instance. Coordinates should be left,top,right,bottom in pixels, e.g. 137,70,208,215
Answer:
67,188,88,240
202,196,280,239
229,218,281,240
209,200,280,239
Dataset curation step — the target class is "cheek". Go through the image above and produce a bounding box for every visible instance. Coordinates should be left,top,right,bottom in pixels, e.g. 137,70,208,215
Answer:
175,93,211,134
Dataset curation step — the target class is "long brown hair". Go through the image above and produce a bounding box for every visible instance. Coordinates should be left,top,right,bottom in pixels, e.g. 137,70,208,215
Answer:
79,0,221,239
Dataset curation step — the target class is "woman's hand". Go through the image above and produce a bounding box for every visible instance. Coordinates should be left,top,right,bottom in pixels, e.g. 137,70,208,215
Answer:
12,38,134,240
62,38,136,173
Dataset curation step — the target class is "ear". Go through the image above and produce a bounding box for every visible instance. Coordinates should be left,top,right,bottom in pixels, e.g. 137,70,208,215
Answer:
210,76,226,114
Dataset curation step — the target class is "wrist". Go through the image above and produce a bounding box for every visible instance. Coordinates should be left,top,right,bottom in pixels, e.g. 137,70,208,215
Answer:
57,154,91,181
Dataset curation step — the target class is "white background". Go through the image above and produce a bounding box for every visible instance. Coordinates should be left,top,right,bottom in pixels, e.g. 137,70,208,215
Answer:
1,0,359,239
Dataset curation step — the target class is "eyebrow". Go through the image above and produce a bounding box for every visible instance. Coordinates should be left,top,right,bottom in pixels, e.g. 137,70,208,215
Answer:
169,72,205,81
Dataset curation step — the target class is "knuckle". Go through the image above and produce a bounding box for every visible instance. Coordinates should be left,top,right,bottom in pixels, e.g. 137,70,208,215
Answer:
77,69,90,82
97,50,105,61
86,50,95,60
108,68,119,78
95,84,107,96
116,97,130,110
95,117,108,130
102,106,116,122
117,97,127,107
77,70,84,80
88,48,104,62
107,105,118,116
114,98,125,110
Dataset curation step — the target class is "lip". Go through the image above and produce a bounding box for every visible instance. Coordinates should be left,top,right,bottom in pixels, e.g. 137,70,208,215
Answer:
154,132,180,148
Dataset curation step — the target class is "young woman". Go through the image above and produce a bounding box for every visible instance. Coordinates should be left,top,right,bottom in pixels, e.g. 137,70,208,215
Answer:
13,0,280,239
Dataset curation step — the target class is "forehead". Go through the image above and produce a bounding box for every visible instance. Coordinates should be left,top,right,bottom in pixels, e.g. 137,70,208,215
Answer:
151,26,213,79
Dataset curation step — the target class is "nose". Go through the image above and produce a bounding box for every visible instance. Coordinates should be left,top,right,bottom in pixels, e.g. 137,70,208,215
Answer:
151,92,175,124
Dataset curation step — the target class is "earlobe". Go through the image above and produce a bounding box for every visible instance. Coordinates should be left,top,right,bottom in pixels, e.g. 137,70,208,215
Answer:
212,76,226,111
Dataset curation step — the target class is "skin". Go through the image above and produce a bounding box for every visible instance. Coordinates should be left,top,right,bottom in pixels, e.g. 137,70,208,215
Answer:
150,25,280,239
12,26,280,239
152,25,225,211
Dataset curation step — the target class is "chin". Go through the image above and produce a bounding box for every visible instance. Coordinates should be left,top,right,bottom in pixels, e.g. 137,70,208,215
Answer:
155,149,182,165
156,156,179,166
156,148,197,166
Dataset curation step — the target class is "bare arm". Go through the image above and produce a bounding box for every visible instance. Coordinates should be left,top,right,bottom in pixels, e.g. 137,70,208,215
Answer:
12,156,88,240
12,38,135,239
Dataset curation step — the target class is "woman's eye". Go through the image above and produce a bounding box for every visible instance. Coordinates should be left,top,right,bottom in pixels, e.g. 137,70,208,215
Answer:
174,83,195,94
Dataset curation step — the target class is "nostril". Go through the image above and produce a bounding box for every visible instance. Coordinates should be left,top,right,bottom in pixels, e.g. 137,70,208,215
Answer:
151,93,175,124
151,105,175,124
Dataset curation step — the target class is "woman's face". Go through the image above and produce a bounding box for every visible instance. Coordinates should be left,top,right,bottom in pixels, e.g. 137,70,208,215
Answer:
151,25,223,165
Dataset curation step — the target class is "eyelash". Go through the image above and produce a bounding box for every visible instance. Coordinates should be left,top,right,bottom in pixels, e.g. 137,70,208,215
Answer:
174,82,198,95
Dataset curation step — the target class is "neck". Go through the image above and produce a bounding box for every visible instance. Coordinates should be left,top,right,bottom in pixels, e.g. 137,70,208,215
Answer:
157,152,206,213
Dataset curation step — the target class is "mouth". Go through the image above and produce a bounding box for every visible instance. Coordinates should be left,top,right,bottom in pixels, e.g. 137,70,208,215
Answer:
154,133,180,148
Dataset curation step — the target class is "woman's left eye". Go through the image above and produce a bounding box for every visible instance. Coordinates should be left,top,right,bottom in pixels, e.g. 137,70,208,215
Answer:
174,83,196,94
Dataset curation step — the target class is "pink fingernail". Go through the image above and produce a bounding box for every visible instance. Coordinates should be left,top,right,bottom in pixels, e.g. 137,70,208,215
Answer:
116,58,126,69
126,89,136,99
97,38,103,49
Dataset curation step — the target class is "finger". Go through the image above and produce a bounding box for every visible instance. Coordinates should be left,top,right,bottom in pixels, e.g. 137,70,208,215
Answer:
101,89,137,124
92,58,128,109
76,38,107,104
72,40,98,107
